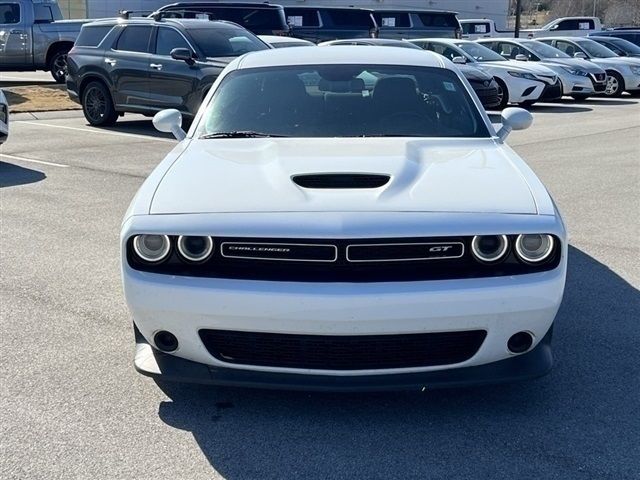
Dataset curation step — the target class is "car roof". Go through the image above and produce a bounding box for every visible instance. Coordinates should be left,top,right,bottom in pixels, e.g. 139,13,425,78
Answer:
259,35,313,44
321,39,421,48
237,46,445,69
159,2,283,9
410,38,467,44
373,8,458,14
84,18,239,29
283,6,374,12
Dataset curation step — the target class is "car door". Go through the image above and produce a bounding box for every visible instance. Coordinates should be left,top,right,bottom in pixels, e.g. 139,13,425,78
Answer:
0,2,28,67
146,25,199,113
106,25,153,109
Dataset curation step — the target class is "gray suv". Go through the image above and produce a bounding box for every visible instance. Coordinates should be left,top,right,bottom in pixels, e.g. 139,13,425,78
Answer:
66,17,269,126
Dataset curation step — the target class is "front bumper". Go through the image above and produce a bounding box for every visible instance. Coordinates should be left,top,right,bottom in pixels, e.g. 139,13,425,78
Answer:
621,71,640,91
539,80,563,101
135,324,554,391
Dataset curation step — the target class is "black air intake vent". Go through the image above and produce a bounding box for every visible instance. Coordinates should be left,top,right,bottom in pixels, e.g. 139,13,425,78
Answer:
292,173,390,189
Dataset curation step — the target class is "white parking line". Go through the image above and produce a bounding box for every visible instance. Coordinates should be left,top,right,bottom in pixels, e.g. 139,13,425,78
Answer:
15,121,176,143
0,153,69,168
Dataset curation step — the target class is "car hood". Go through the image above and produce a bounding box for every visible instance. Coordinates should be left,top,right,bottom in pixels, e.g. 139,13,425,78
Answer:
538,57,605,73
591,57,640,68
457,65,492,81
150,138,538,215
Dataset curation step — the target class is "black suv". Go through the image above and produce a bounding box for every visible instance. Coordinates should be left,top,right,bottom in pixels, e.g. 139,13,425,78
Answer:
66,17,269,126
283,7,378,42
154,2,290,36
373,10,461,39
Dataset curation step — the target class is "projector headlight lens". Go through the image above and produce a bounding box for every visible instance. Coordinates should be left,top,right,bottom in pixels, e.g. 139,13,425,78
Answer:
133,234,171,263
515,234,554,263
177,235,214,262
471,235,509,263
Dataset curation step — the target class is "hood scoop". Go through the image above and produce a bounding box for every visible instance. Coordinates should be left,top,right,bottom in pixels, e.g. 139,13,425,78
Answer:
292,173,390,189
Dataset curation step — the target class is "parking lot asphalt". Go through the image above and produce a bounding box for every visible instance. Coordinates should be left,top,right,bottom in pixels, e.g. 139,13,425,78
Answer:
1,98,639,479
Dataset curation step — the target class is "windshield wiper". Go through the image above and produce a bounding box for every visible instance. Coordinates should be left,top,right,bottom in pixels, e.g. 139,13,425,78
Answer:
199,131,288,139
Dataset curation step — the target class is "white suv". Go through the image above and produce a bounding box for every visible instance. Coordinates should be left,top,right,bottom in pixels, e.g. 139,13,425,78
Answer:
122,46,567,390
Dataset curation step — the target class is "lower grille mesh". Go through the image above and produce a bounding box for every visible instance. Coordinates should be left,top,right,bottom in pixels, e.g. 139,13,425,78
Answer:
199,329,487,370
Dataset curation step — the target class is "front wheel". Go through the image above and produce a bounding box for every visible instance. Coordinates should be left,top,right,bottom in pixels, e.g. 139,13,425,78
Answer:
49,50,69,84
603,71,624,97
82,81,118,126
494,78,509,109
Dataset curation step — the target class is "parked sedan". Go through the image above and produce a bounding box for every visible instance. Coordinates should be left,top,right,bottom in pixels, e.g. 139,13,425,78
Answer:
587,36,640,58
124,46,567,390
477,38,607,100
410,39,562,108
320,39,500,109
538,37,640,96
258,35,315,48
66,18,269,126
0,89,8,144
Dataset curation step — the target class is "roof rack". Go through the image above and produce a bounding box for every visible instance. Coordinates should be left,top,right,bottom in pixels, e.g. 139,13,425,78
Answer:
118,10,153,20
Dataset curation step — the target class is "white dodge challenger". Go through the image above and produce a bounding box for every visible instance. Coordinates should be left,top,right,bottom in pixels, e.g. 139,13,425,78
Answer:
122,47,567,390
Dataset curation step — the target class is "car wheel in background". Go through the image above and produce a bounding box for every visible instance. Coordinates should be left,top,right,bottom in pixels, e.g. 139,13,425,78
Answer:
495,78,509,109
49,50,69,84
82,81,118,126
603,71,624,97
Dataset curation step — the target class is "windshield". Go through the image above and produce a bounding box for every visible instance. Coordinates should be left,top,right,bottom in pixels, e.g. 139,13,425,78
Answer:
576,39,617,58
456,42,506,62
608,38,640,54
198,65,489,138
188,26,269,57
522,40,570,58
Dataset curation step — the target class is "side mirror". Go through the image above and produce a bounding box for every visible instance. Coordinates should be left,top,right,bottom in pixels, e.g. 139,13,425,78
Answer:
452,56,467,64
497,107,533,142
170,48,196,65
574,52,587,59
153,109,186,141
515,54,528,61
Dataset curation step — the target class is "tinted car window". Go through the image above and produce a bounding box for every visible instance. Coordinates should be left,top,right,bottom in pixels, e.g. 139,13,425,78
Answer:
115,26,153,53
167,7,285,31
418,13,459,28
34,5,53,22
286,9,320,27
462,22,489,34
156,27,190,55
187,26,268,57
326,10,374,28
0,3,20,24
75,25,113,47
199,64,489,138
373,12,410,28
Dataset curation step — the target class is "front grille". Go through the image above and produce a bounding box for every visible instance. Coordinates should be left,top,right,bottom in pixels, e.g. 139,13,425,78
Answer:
127,235,562,282
592,73,606,82
199,329,487,370
475,89,500,107
540,82,562,100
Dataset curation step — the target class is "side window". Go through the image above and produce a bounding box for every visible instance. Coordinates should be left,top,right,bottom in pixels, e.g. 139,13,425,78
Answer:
0,3,20,24
418,13,458,28
115,26,153,53
578,20,595,30
155,28,190,56
34,5,53,22
373,12,410,28
556,20,578,30
75,25,113,47
326,10,373,28
286,9,320,27
555,40,577,56
603,42,623,55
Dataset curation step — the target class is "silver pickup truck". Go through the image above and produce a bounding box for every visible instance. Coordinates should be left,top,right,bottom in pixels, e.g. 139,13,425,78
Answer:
0,0,89,82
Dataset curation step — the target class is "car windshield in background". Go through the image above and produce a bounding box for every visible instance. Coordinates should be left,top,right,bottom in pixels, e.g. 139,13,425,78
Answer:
576,40,617,58
188,26,268,57
523,41,570,58
456,43,506,62
199,65,489,138
607,38,640,54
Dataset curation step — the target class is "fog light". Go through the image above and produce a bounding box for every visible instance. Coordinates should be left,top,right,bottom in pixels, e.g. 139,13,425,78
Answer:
515,234,554,263
177,236,214,262
154,330,178,352
471,235,509,263
133,235,171,263
508,331,533,354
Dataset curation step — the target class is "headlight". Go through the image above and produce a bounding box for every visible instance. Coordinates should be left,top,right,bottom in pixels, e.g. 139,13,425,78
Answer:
471,235,509,263
631,66,640,75
561,66,588,76
508,71,538,81
177,235,214,262
515,234,554,263
132,234,171,263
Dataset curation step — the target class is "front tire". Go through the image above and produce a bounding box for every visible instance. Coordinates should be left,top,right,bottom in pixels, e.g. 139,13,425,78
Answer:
49,50,69,84
494,78,509,109
82,81,118,126
603,71,624,97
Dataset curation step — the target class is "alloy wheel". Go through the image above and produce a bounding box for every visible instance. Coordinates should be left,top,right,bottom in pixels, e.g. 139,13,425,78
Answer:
85,87,107,122
605,75,619,96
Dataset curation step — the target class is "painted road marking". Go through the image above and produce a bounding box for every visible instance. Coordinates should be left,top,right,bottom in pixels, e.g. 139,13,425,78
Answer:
0,153,69,168
15,121,176,143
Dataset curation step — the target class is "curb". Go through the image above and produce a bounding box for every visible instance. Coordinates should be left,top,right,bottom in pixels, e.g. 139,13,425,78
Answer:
10,110,84,121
